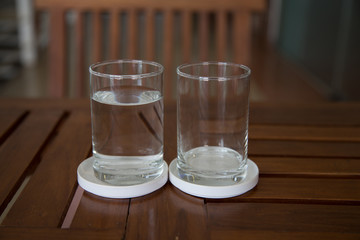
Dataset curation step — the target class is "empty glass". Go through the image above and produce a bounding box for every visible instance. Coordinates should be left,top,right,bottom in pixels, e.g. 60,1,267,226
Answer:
176,62,251,186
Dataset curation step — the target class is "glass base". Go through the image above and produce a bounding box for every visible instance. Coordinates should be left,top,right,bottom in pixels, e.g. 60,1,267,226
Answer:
177,146,247,186
177,167,247,186
93,154,164,186
93,168,164,186
169,159,258,198
77,156,168,198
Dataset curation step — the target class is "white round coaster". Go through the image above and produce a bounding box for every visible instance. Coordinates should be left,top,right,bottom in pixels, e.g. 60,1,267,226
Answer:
169,159,259,199
77,156,168,198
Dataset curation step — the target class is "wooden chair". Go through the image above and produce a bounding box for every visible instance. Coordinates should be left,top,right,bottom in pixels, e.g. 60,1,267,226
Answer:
35,0,266,100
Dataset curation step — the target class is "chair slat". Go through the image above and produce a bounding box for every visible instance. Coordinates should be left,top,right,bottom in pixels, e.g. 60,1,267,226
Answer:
38,1,265,98
145,9,155,61
110,9,119,60
74,10,84,97
216,10,226,61
233,10,251,65
182,10,191,63
128,9,137,59
48,7,66,97
92,11,101,63
199,11,209,61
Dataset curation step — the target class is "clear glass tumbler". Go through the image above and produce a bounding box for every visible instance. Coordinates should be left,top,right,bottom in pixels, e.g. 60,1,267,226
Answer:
176,62,251,186
89,60,164,186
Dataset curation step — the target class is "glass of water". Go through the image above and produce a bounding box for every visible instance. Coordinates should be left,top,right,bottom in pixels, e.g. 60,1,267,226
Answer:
89,60,164,186
176,62,251,186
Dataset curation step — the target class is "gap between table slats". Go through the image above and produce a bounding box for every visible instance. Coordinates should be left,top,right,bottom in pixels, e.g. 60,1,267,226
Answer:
0,110,28,147
61,186,84,229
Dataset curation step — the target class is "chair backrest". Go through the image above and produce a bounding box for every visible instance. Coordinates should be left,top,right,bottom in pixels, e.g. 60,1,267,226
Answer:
35,0,266,100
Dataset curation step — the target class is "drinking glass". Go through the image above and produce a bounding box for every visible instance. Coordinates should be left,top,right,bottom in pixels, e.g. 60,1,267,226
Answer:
176,62,250,186
89,60,164,186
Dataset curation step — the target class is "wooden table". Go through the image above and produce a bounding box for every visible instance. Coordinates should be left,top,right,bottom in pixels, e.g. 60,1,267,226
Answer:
0,98,360,239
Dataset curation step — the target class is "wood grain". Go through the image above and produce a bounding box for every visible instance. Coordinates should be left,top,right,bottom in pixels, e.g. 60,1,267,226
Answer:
126,185,209,239
71,191,129,231
2,111,91,227
207,203,360,233
0,110,63,213
249,139,360,158
249,125,360,141
250,102,360,126
0,227,122,240
0,98,90,110
206,177,360,204
251,156,360,177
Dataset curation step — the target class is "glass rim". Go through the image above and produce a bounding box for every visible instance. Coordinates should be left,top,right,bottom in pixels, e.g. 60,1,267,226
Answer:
89,59,164,79
177,61,251,80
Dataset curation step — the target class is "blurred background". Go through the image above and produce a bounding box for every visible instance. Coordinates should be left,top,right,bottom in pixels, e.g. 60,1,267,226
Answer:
0,0,359,102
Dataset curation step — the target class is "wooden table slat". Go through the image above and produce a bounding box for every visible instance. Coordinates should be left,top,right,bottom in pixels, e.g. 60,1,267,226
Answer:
0,228,122,240
211,230,360,240
207,203,360,233
250,102,360,126
2,111,91,227
250,125,360,142
0,98,90,110
217,177,360,204
252,156,360,177
249,140,360,158
0,110,64,213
